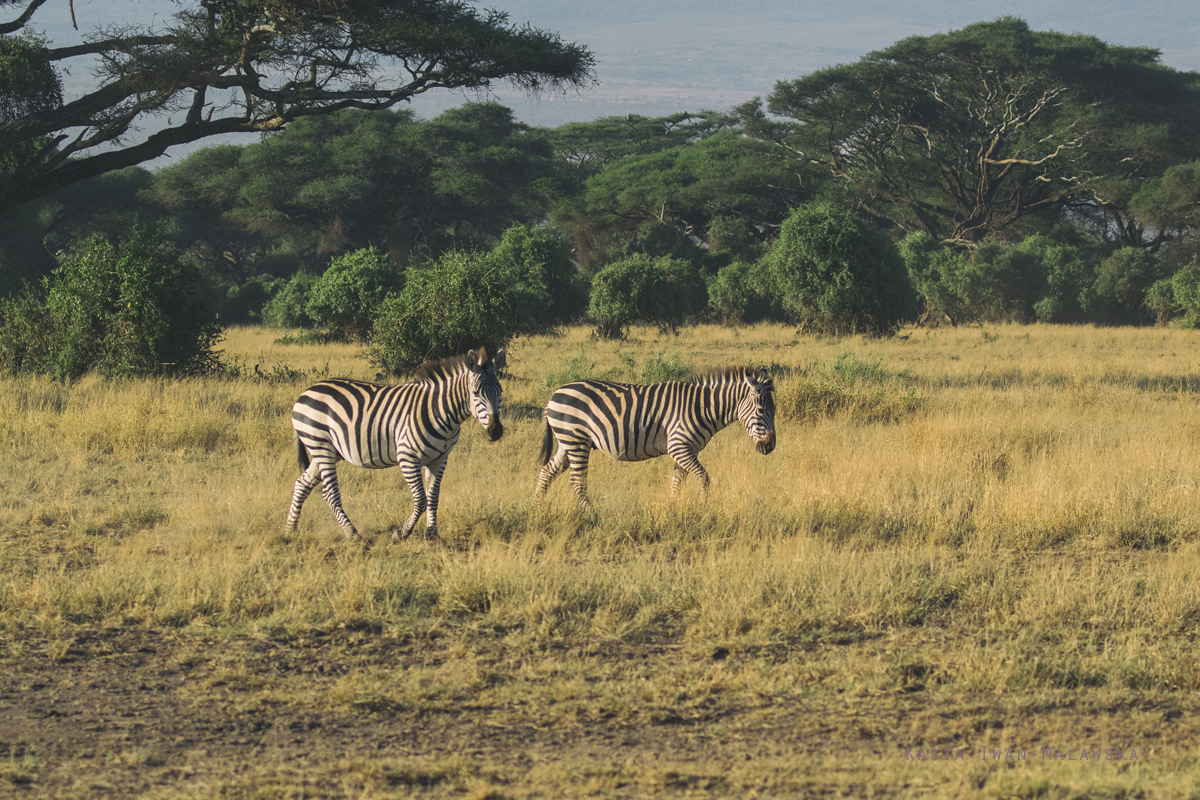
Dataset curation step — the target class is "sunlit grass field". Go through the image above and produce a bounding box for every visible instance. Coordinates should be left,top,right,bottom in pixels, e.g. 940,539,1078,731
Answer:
5,322,1200,797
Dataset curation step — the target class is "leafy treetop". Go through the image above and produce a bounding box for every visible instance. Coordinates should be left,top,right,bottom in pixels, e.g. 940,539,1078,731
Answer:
738,17,1200,248
0,0,595,211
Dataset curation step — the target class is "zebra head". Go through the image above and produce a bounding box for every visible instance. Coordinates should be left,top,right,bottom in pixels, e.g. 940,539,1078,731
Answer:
737,370,776,455
466,347,505,441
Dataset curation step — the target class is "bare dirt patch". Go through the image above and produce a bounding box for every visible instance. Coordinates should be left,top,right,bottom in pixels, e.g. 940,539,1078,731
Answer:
1,627,1192,798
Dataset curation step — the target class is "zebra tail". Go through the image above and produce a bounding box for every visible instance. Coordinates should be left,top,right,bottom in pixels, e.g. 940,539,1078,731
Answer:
295,434,311,472
538,416,556,467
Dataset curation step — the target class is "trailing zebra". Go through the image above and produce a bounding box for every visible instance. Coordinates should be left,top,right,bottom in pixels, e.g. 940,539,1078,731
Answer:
535,367,776,508
287,347,505,541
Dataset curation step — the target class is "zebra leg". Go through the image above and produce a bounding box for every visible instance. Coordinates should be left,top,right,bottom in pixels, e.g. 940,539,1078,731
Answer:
566,447,595,511
534,445,568,500
285,461,321,532
670,463,687,497
317,462,360,540
668,446,710,499
393,460,428,541
421,453,450,540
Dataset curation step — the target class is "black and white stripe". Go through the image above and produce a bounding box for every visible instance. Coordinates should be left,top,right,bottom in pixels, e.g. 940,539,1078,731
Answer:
535,367,776,508
287,347,505,540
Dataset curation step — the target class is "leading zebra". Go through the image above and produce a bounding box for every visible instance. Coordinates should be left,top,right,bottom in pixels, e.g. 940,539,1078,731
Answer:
535,367,776,508
287,347,505,541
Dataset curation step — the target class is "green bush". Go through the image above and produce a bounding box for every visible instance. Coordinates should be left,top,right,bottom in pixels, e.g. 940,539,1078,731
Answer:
220,274,281,324
1170,260,1200,328
707,259,776,324
587,253,707,339
898,232,988,326
762,204,916,335
368,227,593,373
1016,235,1098,324
368,250,541,375
485,224,587,327
963,241,1045,323
306,247,402,341
261,271,318,328
0,288,53,374
1092,248,1168,326
1145,278,1177,326
706,215,764,260
0,230,222,380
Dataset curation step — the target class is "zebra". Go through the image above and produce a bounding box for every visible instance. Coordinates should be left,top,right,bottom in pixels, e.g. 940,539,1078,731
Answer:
286,347,505,541
535,366,776,508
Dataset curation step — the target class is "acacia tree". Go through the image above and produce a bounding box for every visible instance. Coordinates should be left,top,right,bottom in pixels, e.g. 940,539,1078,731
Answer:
402,102,565,254
557,132,806,263
545,110,737,185
145,109,421,280
143,103,564,278
1131,162,1200,243
0,0,594,212
738,18,1200,248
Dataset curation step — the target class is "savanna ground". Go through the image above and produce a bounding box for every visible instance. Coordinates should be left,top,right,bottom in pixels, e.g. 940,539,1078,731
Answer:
4,323,1200,798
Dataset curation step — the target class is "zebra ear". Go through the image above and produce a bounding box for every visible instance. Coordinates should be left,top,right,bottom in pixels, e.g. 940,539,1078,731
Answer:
745,371,773,393
493,348,506,371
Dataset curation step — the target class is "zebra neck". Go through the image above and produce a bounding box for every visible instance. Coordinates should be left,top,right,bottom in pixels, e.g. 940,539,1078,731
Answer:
432,373,473,427
702,383,740,430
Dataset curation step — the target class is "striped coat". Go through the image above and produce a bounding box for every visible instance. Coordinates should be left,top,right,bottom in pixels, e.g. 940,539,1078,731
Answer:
287,347,504,541
535,367,775,508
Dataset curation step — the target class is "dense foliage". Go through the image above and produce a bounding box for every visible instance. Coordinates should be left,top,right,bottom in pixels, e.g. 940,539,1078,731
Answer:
739,18,1200,248
368,225,585,373
587,254,707,339
552,130,804,270
0,0,594,212
143,105,567,278
484,224,588,327
261,273,319,329
368,253,527,375
305,247,402,342
762,204,916,334
0,230,221,379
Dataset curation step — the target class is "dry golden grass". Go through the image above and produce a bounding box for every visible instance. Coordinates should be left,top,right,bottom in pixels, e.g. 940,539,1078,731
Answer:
5,321,1200,797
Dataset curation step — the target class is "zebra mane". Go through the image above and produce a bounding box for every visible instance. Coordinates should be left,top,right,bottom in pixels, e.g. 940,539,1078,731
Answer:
413,352,476,384
691,366,774,391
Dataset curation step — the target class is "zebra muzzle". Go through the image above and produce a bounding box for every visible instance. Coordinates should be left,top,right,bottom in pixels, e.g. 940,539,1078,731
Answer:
756,431,776,455
486,417,504,442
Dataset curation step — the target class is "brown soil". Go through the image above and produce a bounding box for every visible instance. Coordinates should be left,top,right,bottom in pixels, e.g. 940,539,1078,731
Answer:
0,628,1190,798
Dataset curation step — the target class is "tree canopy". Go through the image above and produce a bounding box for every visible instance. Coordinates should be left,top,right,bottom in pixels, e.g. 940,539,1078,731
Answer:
0,0,594,212
143,103,563,277
738,17,1200,248
544,111,736,185
557,131,806,261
